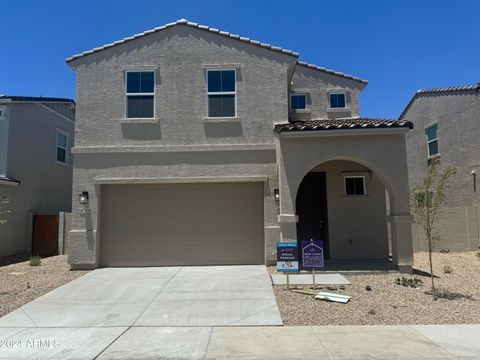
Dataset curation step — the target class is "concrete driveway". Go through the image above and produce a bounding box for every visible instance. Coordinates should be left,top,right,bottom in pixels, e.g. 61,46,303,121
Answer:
2,266,479,359
0,265,282,328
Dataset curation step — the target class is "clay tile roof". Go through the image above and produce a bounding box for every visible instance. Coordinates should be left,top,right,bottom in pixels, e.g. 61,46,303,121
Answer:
66,18,300,63
274,118,413,133
297,61,368,85
399,84,480,119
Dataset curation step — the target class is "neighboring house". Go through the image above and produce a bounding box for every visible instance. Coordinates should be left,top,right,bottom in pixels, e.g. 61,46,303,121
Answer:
401,85,480,251
66,19,414,272
0,96,75,258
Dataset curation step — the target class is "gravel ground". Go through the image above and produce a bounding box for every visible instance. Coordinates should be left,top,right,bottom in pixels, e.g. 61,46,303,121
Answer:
0,255,89,317
272,251,480,325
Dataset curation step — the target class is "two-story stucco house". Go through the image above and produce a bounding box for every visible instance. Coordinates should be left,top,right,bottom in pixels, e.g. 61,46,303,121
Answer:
66,19,414,272
402,85,480,251
0,96,75,259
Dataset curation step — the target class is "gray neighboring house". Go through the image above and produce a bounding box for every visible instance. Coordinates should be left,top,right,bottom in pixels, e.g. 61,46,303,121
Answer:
401,85,480,251
66,19,414,272
0,96,75,258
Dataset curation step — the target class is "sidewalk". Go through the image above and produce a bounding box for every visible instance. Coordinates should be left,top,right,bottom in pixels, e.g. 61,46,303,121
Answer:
1,324,479,359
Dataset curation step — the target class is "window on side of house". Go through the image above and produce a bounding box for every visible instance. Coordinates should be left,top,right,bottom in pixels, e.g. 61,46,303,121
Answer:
426,124,438,157
56,129,68,163
415,190,433,207
207,69,236,117
126,71,155,118
290,94,307,110
329,93,346,109
344,176,366,196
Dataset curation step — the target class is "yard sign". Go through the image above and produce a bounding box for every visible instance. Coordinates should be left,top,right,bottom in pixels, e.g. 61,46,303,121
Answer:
301,240,324,269
276,242,299,273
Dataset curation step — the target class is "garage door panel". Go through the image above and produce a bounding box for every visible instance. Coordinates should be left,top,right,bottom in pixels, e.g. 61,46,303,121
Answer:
100,183,264,266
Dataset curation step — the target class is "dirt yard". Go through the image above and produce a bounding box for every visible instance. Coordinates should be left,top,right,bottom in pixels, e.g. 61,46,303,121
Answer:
0,255,89,317
273,251,480,325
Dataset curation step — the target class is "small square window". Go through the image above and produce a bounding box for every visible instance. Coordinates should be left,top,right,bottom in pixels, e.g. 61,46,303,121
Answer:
426,124,438,157
290,94,307,110
345,176,366,196
56,130,68,163
126,71,155,118
329,93,346,109
207,69,236,117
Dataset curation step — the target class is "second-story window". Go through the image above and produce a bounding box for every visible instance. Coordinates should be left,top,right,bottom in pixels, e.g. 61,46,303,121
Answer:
126,71,155,118
207,69,236,117
290,94,307,110
426,124,438,157
56,129,68,163
329,93,346,109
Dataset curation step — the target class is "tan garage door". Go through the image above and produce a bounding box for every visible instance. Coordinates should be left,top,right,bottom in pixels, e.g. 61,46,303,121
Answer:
100,183,264,266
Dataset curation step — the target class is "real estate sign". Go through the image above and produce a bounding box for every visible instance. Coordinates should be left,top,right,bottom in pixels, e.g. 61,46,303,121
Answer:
301,240,324,268
276,242,299,273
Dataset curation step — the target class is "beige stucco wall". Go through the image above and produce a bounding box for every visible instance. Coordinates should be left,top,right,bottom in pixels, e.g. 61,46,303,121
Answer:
311,160,388,260
404,90,480,251
289,65,365,122
276,131,413,271
67,25,297,268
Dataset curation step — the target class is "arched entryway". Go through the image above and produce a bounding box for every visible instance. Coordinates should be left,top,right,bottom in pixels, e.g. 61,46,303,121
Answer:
295,159,392,270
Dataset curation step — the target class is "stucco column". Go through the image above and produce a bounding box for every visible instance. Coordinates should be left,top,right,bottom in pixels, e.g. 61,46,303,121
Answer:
278,214,298,242
389,214,414,273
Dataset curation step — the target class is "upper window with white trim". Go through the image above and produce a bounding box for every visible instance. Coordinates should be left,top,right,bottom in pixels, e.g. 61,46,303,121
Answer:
207,69,236,117
290,94,307,110
125,71,155,118
56,129,68,163
426,124,438,157
0,107,5,119
329,93,346,109
344,176,366,196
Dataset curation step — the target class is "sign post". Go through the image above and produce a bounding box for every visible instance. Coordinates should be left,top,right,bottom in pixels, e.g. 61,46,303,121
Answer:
276,242,299,290
301,239,324,290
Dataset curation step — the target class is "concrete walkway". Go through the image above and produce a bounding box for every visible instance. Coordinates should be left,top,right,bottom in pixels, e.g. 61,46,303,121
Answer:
0,324,479,359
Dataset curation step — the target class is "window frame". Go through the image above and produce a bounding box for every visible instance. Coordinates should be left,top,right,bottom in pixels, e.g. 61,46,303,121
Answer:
290,94,308,111
124,70,156,119
425,124,439,157
206,68,237,118
328,92,347,109
344,175,367,196
55,128,69,165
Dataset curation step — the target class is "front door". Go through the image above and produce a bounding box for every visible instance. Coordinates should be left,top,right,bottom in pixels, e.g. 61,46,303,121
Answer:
296,172,329,262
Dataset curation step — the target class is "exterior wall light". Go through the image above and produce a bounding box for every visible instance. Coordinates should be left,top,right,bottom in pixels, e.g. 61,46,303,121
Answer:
79,191,89,205
274,189,280,202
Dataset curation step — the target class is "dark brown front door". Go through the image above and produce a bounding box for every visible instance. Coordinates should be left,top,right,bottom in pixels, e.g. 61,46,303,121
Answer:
296,172,329,261
32,215,59,257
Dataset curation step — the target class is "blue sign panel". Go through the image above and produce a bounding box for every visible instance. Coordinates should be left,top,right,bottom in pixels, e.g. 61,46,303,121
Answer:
301,240,324,268
276,242,299,273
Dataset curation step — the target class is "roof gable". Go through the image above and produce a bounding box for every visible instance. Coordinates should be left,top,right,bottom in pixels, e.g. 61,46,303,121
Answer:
66,19,300,64
399,84,479,120
296,61,368,85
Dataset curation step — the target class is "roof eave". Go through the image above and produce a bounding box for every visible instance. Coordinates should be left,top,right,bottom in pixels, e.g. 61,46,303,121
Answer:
275,127,411,137
296,61,368,85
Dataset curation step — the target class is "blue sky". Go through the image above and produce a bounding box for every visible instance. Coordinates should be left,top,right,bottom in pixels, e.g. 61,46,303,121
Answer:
1,0,479,119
